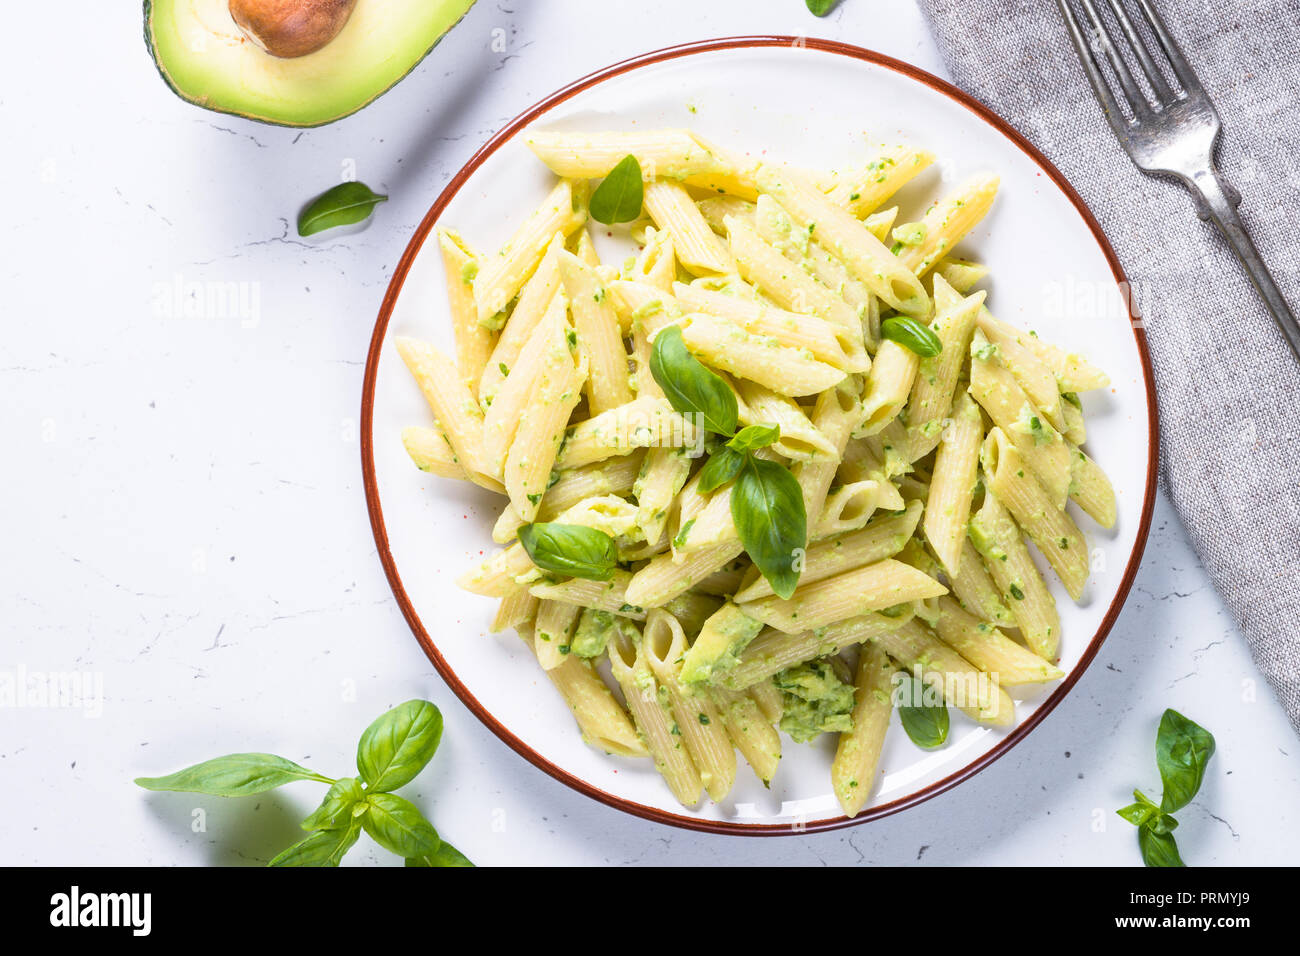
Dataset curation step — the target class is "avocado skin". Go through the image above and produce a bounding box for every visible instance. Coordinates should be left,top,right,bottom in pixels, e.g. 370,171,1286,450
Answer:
143,0,477,128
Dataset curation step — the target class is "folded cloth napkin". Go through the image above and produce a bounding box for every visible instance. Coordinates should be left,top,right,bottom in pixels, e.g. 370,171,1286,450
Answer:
917,0,1300,733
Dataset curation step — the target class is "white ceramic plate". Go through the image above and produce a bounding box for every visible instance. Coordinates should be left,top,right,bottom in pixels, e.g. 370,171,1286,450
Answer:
362,38,1157,833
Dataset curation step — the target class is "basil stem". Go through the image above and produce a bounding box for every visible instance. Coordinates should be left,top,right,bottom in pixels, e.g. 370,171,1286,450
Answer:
301,777,365,832
1115,708,1214,867
134,699,472,868
589,154,644,225
297,181,388,236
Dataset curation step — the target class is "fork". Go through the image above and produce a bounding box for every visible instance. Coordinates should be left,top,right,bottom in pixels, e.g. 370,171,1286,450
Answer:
1057,0,1300,360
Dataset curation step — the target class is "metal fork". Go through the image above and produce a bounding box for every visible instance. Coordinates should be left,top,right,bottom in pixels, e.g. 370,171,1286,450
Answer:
1057,0,1300,360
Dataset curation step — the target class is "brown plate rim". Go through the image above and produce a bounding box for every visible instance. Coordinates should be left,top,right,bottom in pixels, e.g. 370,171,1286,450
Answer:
360,36,1160,836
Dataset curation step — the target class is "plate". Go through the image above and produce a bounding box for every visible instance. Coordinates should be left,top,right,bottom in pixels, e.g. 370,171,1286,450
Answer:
362,37,1158,834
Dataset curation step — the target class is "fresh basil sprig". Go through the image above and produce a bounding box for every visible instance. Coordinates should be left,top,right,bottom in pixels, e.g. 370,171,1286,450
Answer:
1116,708,1215,867
698,425,781,494
1155,708,1216,813
298,181,388,236
896,676,950,748
135,699,472,868
589,154,644,225
518,522,618,581
649,326,805,597
881,315,942,358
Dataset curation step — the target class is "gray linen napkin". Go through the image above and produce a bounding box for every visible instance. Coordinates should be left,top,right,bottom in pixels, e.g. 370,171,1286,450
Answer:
917,0,1300,733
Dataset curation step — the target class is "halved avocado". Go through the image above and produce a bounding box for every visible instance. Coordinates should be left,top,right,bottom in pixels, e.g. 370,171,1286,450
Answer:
144,0,477,127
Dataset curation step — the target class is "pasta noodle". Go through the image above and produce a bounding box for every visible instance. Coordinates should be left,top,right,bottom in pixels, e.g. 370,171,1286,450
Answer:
395,128,1119,812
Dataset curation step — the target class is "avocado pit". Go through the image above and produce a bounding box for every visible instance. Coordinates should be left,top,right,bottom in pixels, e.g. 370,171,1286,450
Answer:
228,0,358,58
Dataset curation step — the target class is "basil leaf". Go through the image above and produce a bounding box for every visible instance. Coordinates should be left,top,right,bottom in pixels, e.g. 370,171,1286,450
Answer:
518,522,618,581
649,325,738,437
1138,826,1185,868
897,677,950,748
1116,802,1155,828
698,446,746,494
805,0,841,14
268,820,361,867
731,457,806,599
1156,709,1215,813
728,423,781,453
360,793,441,859
881,315,942,358
406,841,475,868
301,776,364,832
1116,789,1160,828
297,181,388,237
1147,812,1179,837
356,699,444,793
589,154,644,225
134,753,332,796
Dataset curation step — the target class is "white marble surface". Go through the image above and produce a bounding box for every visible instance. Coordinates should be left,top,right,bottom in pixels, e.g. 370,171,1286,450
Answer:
2,0,1296,866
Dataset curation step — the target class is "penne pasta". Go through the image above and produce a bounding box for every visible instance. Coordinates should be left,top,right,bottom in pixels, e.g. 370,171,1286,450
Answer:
407,128,1112,807
437,228,495,394
832,641,894,817
559,251,634,414
606,624,703,805
643,609,736,801
719,609,916,690
643,179,735,275
754,164,931,316
981,428,1090,600
922,391,983,573
969,489,1060,660
676,313,848,397
738,559,947,634
396,336,492,478
474,179,586,324
503,313,588,521
520,624,647,757
896,174,1000,278
933,596,1065,686
823,143,936,216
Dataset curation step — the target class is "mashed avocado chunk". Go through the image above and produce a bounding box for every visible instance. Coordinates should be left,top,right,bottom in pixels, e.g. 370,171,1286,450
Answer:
774,660,856,743
572,608,617,659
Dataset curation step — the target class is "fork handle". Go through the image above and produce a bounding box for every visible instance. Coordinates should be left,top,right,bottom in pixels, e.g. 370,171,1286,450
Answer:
1188,169,1300,361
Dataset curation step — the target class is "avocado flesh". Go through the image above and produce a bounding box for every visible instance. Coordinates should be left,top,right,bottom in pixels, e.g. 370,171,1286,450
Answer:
145,0,476,127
